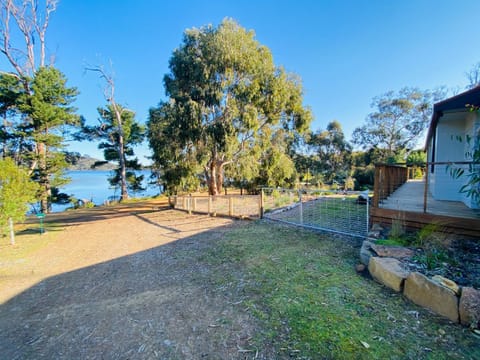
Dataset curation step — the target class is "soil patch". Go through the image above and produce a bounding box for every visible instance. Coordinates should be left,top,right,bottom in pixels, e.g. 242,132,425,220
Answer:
0,208,263,359
402,237,480,289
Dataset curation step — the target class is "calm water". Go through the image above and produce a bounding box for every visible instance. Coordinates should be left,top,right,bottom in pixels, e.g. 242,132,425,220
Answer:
50,170,161,212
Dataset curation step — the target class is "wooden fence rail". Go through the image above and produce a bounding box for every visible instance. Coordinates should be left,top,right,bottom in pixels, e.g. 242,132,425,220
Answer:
169,194,262,219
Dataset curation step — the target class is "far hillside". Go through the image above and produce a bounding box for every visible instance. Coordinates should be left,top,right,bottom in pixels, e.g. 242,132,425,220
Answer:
64,152,116,171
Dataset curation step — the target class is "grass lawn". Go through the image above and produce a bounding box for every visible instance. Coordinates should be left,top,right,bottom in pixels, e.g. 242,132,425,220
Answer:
202,220,479,359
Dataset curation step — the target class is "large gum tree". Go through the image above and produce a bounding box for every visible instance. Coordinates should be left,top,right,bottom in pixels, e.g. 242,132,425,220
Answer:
148,19,312,195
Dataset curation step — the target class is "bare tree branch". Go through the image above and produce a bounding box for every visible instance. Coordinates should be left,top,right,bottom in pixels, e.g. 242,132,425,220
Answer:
0,0,57,76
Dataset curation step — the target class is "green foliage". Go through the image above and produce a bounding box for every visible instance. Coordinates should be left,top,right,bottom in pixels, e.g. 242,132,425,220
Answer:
406,150,426,166
352,87,446,162
307,120,352,183
352,166,374,190
389,216,406,239
86,104,145,197
0,158,38,235
148,18,312,195
375,238,410,246
449,127,480,205
0,67,80,212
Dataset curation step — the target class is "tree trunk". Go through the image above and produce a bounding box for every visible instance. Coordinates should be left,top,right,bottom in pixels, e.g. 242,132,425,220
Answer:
208,160,218,195
38,142,50,213
112,104,128,201
215,161,224,195
117,135,128,201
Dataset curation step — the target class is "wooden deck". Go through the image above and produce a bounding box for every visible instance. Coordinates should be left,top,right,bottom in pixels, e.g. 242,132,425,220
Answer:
371,180,480,237
379,179,480,220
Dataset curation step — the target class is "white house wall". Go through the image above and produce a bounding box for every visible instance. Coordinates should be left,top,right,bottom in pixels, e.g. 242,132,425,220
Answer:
430,111,479,208
463,113,480,209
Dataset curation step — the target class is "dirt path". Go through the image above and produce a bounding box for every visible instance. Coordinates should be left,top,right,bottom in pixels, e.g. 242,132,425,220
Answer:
0,208,259,359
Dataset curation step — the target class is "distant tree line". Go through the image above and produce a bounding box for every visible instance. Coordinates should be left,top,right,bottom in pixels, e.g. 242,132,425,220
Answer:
1,1,478,235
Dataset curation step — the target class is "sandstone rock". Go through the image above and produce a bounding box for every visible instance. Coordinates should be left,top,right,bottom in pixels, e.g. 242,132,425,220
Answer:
404,272,459,323
459,287,480,328
431,275,460,295
360,240,375,266
368,257,409,292
371,244,414,259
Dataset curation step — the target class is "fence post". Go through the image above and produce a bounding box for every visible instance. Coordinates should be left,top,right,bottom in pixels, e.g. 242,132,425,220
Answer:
192,197,197,212
299,190,303,225
366,192,370,236
259,189,264,219
229,196,234,217
423,164,429,213
373,166,380,207
188,194,192,215
208,195,212,215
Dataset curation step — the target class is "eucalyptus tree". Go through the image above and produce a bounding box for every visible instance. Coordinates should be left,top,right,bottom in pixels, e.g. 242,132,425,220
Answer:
309,120,352,183
148,19,312,195
0,0,80,212
352,87,446,162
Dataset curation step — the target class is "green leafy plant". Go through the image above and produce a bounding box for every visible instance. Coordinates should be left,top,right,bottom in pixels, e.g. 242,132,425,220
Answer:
389,215,406,240
413,224,453,270
0,158,39,244
448,127,480,206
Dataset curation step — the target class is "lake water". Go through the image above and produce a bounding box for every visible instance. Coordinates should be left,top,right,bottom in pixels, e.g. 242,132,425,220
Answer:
50,170,161,212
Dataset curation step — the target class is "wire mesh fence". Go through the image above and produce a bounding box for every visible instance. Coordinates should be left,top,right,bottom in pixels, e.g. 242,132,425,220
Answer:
170,194,261,219
262,188,370,238
170,188,370,238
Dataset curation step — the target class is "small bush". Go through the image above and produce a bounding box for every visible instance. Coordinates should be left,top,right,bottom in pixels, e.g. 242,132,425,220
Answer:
413,224,453,270
389,216,406,239
414,223,452,249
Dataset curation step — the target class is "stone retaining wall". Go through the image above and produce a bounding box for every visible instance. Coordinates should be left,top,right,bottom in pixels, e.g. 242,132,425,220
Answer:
361,239,480,329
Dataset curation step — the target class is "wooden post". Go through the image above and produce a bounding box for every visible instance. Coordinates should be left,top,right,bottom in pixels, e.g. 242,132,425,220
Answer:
193,197,197,212
188,194,192,215
373,166,380,207
259,189,264,219
423,164,429,213
229,196,234,217
299,190,303,225
208,195,212,215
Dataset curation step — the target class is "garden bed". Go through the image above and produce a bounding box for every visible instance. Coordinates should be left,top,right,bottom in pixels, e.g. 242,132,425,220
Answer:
364,223,480,329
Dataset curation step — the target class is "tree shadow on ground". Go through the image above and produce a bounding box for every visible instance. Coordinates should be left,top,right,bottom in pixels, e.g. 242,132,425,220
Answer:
0,214,258,359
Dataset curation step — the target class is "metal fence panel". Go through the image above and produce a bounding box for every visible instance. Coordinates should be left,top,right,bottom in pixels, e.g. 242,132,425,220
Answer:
263,188,369,238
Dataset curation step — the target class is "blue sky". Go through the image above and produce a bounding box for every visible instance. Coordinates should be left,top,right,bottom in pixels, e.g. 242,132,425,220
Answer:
4,0,480,163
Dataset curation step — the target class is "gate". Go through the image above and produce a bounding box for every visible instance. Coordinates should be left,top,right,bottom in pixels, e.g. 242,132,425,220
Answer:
262,188,370,238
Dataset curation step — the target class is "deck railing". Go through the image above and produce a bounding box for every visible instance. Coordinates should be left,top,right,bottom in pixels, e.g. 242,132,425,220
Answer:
372,164,409,207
